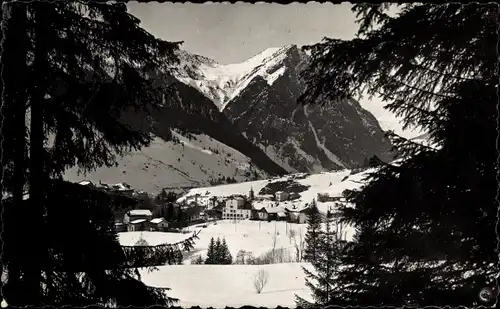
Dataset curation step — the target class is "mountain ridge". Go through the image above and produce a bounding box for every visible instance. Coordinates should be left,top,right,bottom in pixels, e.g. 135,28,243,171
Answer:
174,45,395,173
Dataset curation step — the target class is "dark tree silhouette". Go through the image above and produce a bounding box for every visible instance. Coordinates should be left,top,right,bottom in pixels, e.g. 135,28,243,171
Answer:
303,199,322,262
298,3,496,306
0,1,196,306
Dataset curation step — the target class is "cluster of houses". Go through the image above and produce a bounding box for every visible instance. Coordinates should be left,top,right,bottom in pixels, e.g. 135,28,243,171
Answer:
115,209,170,232
76,178,341,232
187,187,335,224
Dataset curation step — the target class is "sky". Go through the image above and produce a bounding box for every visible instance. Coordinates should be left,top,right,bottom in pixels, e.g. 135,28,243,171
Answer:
126,2,420,138
127,2,362,65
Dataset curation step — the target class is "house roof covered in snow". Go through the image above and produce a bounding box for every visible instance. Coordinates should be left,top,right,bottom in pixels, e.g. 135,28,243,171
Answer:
130,219,147,224
258,206,286,214
150,218,166,224
78,180,94,186
111,182,132,191
128,209,153,217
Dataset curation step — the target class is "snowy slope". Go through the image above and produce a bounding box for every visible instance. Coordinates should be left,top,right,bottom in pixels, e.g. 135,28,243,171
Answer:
118,221,344,307
120,221,321,261
174,46,294,110
137,263,312,308
64,129,269,194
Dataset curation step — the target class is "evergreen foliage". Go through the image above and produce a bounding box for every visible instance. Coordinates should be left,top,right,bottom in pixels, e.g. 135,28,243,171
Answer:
220,238,233,265
296,211,345,307
298,3,497,306
204,237,232,264
204,237,217,265
1,180,199,306
0,1,197,306
303,199,322,262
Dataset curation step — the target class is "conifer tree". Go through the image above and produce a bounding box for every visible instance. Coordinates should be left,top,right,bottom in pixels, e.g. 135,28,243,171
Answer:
296,211,344,307
204,238,217,265
298,3,497,306
0,1,193,307
220,238,233,264
214,237,223,264
303,199,322,262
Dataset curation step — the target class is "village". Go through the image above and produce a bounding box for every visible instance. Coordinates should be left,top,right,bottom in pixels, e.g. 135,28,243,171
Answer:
76,179,343,234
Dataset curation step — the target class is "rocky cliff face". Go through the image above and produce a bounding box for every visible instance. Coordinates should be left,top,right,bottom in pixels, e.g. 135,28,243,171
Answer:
210,45,394,172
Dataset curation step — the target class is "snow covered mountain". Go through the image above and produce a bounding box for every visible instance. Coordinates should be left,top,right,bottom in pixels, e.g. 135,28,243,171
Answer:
174,45,394,173
64,78,287,193
64,130,270,194
174,46,294,110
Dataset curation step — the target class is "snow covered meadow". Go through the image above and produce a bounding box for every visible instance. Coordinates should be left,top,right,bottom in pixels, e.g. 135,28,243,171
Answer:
118,220,319,307
115,169,372,307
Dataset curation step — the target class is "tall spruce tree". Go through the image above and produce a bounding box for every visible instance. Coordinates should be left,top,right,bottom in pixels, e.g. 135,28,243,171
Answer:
303,199,322,262
214,237,223,264
204,237,217,265
296,211,345,307
298,3,497,306
0,1,196,306
220,238,233,265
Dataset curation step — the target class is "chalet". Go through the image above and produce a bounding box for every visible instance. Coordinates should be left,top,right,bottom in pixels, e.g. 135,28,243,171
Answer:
123,209,153,225
257,206,287,221
256,207,269,221
275,191,289,202
222,196,251,220
150,218,169,231
317,193,345,203
77,180,96,188
127,219,150,232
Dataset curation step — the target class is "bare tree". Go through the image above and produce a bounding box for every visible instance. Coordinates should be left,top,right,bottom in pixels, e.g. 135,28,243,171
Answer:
271,226,278,263
288,228,296,244
292,228,305,262
253,269,269,294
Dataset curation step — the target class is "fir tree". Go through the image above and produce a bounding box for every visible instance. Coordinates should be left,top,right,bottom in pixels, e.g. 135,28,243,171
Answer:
298,3,496,306
220,238,233,265
296,211,345,307
303,199,322,262
204,238,217,265
214,237,223,264
0,1,191,306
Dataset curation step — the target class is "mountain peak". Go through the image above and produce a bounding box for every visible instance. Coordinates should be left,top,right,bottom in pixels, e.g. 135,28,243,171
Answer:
174,44,302,110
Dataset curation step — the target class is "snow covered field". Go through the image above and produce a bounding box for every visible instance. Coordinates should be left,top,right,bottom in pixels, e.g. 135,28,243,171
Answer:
118,220,350,307
119,220,311,263
115,169,375,307
138,263,313,308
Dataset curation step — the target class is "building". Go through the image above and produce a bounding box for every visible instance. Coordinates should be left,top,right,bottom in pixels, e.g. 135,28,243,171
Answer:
222,196,251,220
127,219,150,232
257,206,287,221
208,196,218,208
150,218,169,231
205,208,222,220
256,207,269,221
123,209,153,225
275,191,289,202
